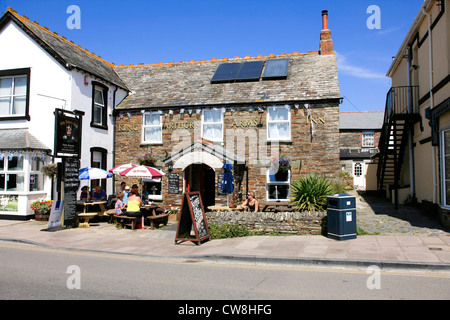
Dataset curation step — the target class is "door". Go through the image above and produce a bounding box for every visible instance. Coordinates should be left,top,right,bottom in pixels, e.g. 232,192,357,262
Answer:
352,161,366,189
184,164,215,209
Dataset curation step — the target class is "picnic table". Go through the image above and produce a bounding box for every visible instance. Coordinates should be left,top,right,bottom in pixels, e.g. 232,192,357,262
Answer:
259,201,295,212
76,200,110,227
207,205,244,211
142,204,169,230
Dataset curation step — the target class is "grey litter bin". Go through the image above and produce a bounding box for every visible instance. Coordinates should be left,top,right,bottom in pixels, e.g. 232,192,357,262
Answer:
326,193,357,241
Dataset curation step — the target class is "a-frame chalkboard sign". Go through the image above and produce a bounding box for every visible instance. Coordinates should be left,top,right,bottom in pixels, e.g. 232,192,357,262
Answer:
175,192,210,245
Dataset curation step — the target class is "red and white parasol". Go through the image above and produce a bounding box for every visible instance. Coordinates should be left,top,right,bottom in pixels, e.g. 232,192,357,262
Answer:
109,163,137,174
118,165,165,179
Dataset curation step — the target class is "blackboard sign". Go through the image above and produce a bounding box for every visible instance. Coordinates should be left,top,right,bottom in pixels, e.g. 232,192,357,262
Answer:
175,192,210,245
168,173,179,194
63,157,79,227
217,173,225,195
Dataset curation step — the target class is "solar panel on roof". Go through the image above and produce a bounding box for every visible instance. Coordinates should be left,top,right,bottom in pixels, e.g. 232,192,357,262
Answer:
211,63,241,83
262,59,289,79
235,61,265,81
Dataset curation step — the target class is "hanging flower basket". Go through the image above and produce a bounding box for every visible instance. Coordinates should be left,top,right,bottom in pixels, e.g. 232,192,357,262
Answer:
271,156,291,181
136,153,157,167
41,163,58,178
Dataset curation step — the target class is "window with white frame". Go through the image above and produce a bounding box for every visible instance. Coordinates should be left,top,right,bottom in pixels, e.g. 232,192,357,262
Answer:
266,168,290,201
29,157,44,192
91,82,108,128
142,112,162,143
0,155,25,192
93,87,105,125
441,130,450,207
362,131,375,147
0,72,28,117
267,106,291,141
143,177,162,201
202,108,224,142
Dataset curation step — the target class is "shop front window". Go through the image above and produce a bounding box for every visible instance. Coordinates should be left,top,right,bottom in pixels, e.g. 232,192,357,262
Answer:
0,156,25,192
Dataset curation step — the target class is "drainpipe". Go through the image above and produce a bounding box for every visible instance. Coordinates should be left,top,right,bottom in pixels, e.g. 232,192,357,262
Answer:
422,8,436,203
406,47,416,200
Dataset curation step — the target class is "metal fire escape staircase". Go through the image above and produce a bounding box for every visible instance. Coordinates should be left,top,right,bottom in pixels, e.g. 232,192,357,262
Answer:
377,86,421,208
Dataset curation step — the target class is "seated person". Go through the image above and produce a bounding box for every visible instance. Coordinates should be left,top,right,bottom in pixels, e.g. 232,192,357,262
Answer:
79,186,92,201
115,192,126,215
241,192,259,212
92,186,107,201
123,185,130,204
125,184,146,229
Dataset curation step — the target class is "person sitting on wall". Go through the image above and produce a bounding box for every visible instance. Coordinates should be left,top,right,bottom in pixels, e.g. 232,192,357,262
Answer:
241,192,259,212
80,186,92,201
125,184,146,229
115,192,126,216
92,185,107,201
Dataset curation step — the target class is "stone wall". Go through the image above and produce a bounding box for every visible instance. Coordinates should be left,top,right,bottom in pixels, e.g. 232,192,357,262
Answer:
206,210,327,235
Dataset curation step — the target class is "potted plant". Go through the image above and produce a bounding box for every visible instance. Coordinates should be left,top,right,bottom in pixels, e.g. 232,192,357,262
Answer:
168,206,179,221
30,199,53,221
271,156,291,181
136,152,157,166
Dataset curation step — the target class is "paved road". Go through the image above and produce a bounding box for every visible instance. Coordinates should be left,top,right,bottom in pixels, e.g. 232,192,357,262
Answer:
1,242,449,301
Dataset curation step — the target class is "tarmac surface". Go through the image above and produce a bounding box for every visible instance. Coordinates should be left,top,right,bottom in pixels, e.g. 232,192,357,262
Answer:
1,190,450,272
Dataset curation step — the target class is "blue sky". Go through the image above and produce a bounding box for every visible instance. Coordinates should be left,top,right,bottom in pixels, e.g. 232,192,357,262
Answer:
1,0,424,112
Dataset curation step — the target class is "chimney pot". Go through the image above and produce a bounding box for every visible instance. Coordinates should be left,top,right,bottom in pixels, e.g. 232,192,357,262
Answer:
322,10,329,30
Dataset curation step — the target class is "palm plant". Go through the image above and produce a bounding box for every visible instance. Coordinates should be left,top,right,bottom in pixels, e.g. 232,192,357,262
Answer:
290,173,333,211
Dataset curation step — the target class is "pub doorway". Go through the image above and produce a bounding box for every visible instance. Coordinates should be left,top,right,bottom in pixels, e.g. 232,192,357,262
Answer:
184,164,215,210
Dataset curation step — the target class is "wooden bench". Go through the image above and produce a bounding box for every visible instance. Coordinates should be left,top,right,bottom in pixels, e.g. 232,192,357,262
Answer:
115,215,137,230
147,213,169,230
77,213,97,228
104,209,117,223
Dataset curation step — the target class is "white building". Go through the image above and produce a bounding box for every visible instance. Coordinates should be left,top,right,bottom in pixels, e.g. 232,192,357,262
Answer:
0,8,129,219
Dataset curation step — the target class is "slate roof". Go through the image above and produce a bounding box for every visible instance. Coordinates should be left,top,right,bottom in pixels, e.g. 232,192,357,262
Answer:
0,129,51,152
339,111,384,130
0,8,128,90
115,53,341,110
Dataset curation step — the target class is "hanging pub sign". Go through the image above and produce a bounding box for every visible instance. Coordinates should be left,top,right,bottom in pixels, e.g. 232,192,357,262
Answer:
54,108,82,158
175,192,210,245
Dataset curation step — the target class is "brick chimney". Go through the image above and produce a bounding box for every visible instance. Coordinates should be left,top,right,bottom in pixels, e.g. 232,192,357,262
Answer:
320,10,334,55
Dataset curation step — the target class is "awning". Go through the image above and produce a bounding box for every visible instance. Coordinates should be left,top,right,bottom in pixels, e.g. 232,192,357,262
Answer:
0,129,51,153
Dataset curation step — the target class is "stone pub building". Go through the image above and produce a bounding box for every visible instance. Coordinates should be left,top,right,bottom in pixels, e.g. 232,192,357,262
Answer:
114,11,341,210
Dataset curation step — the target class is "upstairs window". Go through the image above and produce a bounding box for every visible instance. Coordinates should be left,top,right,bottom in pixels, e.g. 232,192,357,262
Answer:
202,108,224,142
91,82,108,129
362,131,375,147
267,106,291,141
142,112,162,144
0,68,30,120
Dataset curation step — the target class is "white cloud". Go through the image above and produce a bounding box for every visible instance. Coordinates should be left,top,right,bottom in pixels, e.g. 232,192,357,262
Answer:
336,52,386,80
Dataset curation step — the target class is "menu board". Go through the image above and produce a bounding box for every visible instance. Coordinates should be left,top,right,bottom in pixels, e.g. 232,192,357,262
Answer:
175,192,210,245
168,173,179,194
63,157,79,227
217,173,225,195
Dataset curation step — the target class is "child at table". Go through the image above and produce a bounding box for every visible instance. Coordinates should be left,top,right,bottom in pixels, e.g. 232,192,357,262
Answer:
115,192,126,215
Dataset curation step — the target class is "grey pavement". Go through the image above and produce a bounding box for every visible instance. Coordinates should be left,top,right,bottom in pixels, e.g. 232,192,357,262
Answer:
1,191,450,272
